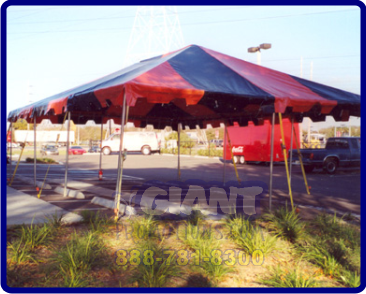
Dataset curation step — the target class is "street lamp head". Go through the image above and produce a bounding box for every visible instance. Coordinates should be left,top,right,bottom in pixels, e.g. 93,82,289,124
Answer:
259,43,272,50
259,43,272,49
248,47,260,53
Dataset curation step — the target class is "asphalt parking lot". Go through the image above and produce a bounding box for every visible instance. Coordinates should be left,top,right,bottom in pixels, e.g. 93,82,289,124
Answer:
7,151,360,217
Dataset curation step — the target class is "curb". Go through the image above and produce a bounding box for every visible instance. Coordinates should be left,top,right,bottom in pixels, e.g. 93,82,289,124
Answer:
91,196,137,215
54,186,85,199
15,176,52,190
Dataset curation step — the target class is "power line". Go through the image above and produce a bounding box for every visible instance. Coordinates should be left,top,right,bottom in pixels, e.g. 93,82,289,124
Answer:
7,8,357,35
8,6,237,25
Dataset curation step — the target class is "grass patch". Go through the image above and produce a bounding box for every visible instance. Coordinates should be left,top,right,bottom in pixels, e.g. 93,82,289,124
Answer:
225,214,277,255
15,222,53,251
128,213,160,241
79,210,114,234
52,231,106,287
128,240,182,287
338,270,360,288
310,212,360,249
198,261,235,287
261,264,318,287
179,222,220,257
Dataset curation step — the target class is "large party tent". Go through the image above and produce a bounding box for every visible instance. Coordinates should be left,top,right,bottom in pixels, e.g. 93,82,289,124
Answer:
7,44,360,216
8,44,360,128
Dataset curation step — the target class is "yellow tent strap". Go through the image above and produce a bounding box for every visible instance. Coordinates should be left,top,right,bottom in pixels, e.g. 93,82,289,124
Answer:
225,126,241,184
278,113,294,209
37,165,51,198
38,111,68,198
8,143,26,187
293,126,311,195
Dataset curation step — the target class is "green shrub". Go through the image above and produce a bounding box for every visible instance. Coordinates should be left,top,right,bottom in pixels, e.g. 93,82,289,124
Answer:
339,270,360,288
129,240,182,287
263,205,305,243
198,261,235,287
53,231,106,287
225,214,277,255
179,222,220,258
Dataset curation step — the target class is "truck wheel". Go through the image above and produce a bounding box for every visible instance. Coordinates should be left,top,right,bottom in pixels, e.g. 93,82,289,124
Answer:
304,165,315,173
141,145,151,155
233,156,239,164
239,156,245,164
102,147,111,155
323,158,337,174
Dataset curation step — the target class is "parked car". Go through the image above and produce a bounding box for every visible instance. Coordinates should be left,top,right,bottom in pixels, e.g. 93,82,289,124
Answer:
290,137,360,174
88,146,101,153
69,146,87,155
101,132,159,155
210,139,223,147
40,145,59,156
7,142,19,148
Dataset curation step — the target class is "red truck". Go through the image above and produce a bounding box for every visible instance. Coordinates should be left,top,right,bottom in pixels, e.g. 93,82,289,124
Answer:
224,118,300,164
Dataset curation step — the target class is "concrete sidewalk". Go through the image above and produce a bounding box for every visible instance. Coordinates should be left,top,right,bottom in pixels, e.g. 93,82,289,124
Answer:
7,186,83,226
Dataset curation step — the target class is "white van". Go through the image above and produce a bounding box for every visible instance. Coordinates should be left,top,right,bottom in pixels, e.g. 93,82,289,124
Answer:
101,132,160,155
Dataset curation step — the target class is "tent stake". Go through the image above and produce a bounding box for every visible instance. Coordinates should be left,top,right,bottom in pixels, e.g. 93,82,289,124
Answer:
269,113,275,212
114,93,128,221
34,114,37,187
64,112,71,197
278,113,294,209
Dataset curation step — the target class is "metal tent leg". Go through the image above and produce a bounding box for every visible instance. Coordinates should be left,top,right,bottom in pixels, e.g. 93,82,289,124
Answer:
64,112,71,197
278,113,294,209
34,114,37,187
223,124,227,184
289,116,294,186
114,93,128,220
177,123,182,180
99,117,103,180
269,113,275,212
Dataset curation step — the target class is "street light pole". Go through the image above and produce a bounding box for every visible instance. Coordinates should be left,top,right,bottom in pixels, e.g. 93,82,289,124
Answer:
248,43,272,66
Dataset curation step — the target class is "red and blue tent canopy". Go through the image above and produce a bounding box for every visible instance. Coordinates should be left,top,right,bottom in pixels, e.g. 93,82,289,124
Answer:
8,45,360,129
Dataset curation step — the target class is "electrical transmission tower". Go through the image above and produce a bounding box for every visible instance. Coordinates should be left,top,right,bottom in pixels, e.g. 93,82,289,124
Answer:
124,6,184,66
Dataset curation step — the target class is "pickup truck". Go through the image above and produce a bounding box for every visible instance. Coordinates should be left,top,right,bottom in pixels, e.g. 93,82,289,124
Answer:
290,137,360,174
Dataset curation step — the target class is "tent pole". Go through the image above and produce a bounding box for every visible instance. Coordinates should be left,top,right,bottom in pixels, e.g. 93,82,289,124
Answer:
178,123,182,180
64,112,71,197
269,113,275,212
223,124,227,184
278,112,294,209
289,116,294,186
9,122,13,177
114,93,127,220
99,117,103,180
293,126,311,195
34,114,37,187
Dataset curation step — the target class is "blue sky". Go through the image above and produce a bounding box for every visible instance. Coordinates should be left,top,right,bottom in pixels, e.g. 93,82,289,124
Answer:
5,5,361,129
